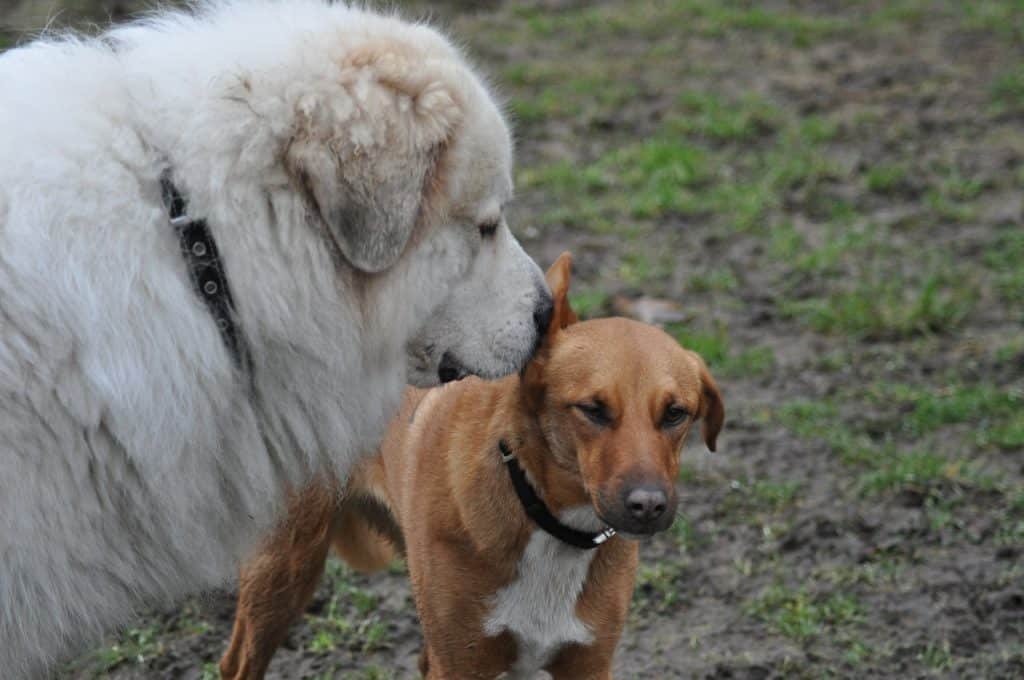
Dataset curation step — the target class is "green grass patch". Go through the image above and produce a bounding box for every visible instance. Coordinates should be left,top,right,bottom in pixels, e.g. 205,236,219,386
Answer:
668,91,781,142
508,1,850,45
985,411,1024,449
858,450,991,496
960,0,1024,42
798,115,840,143
867,381,1023,447
618,249,674,286
721,477,801,518
687,268,739,293
919,640,953,671
635,562,686,612
568,289,610,319
509,91,575,124
517,137,710,228
517,74,844,236
672,513,702,551
87,625,166,674
996,519,1024,546
749,480,801,510
776,400,839,438
505,64,639,125
614,141,710,218
669,322,775,379
774,399,876,465
865,162,910,194
984,228,1024,308
676,1,850,46
992,64,1024,110
747,585,861,641
306,560,389,654
63,598,216,674
844,638,874,665
770,222,894,278
923,167,986,222
781,269,975,340
341,668,395,680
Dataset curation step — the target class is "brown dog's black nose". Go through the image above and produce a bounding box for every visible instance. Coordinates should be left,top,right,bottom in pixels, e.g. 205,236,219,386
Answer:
532,295,554,335
625,486,667,522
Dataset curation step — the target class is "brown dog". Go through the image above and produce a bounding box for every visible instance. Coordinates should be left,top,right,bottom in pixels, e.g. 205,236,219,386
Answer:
221,253,724,679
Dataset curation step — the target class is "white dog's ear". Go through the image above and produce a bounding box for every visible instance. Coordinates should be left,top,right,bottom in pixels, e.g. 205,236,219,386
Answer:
287,49,463,273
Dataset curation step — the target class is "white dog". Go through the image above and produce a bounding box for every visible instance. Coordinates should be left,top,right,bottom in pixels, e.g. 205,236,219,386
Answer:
0,1,552,676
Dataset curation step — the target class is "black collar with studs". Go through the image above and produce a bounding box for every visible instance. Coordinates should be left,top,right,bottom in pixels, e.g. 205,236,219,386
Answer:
498,440,616,550
161,172,249,370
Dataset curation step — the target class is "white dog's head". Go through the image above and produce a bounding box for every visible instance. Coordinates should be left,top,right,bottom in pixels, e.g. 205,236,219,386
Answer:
283,20,550,387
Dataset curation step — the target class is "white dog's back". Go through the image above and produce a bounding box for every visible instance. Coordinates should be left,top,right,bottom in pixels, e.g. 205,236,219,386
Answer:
0,2,543,676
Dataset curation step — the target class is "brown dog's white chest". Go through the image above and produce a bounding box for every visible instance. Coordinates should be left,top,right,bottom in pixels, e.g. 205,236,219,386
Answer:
483,506,603,677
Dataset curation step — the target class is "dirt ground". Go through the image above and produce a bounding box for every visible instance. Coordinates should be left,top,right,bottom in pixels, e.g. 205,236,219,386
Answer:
4,1,1023,678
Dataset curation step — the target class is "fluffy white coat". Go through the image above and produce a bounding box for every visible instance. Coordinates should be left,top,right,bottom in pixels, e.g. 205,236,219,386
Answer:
0,2,548,676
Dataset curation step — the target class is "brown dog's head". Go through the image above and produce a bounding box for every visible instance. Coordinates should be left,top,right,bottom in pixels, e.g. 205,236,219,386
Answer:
524,253,725,536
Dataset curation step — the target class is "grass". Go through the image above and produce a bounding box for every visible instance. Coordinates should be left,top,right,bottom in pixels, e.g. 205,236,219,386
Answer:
719,477,802,520
635,562,686,612
747,585,861,641
672,513,702,551
64,598,217,675
517,79,843,236
857,450,984,496
305,560,389,654
669,91,781,143
750,480,801,510
781,269,975,339
919,640,954,671
669,322,776,379
992,64,1024,111
516,136,711,231
687,268,739,293
506,1,851,45
984,228,1024,309
770,222,896,278
617,249,674,286
614,141,711,219
568,289,611,319
865,163,910,194
91,626,165,672
772,399,877,466
341,668,395,680
866,381,1023,446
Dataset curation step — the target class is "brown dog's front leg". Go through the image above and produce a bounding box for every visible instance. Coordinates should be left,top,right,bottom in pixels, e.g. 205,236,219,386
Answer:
545,643,615,680
220,479,341,680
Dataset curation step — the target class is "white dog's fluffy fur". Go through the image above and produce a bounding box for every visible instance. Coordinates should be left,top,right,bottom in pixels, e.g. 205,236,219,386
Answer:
0,2,549,676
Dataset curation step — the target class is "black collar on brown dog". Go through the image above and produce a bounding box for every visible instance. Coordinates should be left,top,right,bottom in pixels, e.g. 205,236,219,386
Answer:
498,440,616,550
161,172,249,370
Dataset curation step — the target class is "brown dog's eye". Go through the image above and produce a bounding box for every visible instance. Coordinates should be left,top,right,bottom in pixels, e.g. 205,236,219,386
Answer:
661,405,689,428
574,402,611,427
478,221,499,238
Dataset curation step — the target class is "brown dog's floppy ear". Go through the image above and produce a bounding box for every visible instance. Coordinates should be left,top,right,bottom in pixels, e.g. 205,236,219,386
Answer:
696,356,725,452
286,48,462,273
544,251,578,333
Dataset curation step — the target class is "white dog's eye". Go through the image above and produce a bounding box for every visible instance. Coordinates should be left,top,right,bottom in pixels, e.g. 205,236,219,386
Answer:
478,221,499,238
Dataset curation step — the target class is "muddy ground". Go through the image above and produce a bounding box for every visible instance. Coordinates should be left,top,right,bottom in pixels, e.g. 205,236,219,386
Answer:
4,1,1023,678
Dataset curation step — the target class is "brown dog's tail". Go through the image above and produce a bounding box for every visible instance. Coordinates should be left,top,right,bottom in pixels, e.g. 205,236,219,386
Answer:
331,490,404,572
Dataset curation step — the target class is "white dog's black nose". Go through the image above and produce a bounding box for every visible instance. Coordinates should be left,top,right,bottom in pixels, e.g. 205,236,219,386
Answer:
532,296,554,335
438,352,469,383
